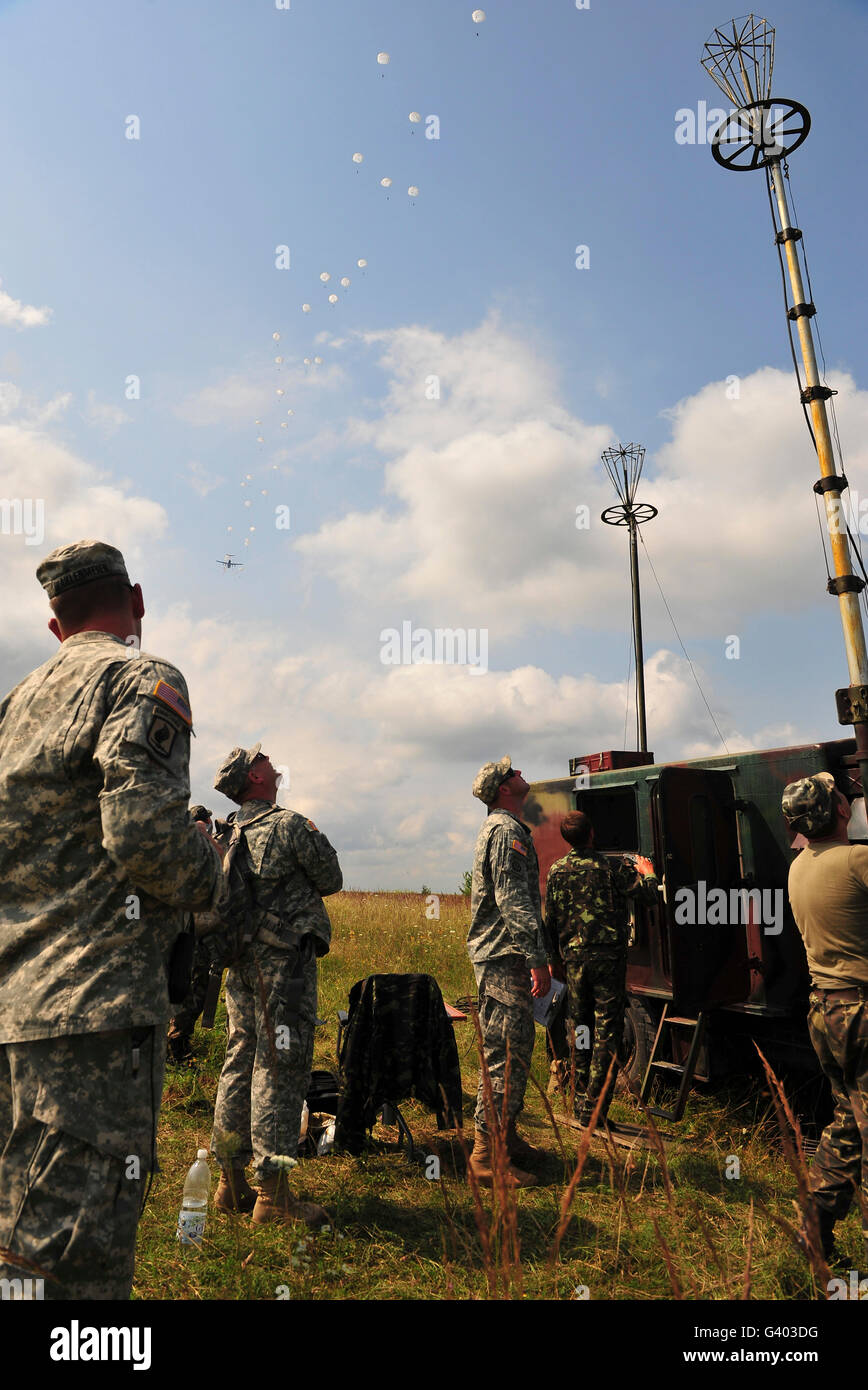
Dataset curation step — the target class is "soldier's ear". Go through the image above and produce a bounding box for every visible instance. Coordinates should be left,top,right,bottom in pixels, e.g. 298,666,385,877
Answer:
48,616,63,643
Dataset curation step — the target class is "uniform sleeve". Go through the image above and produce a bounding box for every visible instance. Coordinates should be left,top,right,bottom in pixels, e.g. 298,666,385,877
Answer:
94,658,224,911
543,869,563,959
279,813,343,896
491,826,548,966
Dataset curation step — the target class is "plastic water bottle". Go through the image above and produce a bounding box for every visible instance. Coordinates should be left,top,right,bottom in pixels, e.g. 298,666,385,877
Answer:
176,1149,211,1246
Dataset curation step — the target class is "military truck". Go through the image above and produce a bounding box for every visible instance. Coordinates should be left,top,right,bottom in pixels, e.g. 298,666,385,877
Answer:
526,740,866,1123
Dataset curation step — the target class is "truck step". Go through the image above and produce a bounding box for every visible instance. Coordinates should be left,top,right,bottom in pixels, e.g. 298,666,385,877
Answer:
650,1059,709,1082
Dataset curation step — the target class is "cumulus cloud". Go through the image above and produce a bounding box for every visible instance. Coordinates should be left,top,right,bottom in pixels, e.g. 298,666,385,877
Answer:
83,390,131,435
0,279,52,329
175,363,347,427
297,318,868,642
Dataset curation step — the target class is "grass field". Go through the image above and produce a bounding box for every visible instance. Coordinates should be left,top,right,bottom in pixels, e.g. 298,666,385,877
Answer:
134,891,859,1301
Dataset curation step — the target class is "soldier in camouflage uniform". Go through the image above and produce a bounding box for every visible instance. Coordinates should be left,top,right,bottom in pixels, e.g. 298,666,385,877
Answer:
783,773,868,1272
167,805,220,1063
467,757,552,1187
545,811,656,1129
210,745,342,1227
0,541,224,1300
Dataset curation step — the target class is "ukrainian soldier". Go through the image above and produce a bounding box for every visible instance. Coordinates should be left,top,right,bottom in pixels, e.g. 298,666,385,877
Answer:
0,540,224,1300
167,806,220,1064
210,746,342,1227
545,811,656,1130
783,773,868,1273
467,757,552,1187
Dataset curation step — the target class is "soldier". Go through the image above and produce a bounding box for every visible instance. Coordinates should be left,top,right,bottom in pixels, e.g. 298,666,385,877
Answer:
210,745,342,1227
544,811,656,1130
167,805,219,1064
782,773,868,1273
467,757,552,1187
0,540,224,1300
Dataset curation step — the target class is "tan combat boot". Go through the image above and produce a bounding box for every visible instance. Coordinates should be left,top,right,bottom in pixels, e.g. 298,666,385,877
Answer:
506,1118,546,1167
214,1164,257,1215
251,1172,331,1229
466,1129,537,1188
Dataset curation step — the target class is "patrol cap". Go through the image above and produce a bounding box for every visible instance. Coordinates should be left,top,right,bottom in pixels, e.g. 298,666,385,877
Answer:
781,771,837,837
36,540,130,599
213,743,262,802
189,804,212,824
472,756,513,805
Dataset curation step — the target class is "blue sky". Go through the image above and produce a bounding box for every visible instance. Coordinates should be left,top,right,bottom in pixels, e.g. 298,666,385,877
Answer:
2,0,867,888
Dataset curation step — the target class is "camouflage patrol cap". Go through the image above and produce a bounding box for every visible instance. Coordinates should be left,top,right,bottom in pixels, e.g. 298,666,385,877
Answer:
213,743,262,802
36,540,130,599
472,756,512,805
189,804,212,824
781,772,837,836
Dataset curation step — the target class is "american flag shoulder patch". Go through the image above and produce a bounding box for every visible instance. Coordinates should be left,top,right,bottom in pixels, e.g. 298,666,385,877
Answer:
511,838,527,856
305,819,318,832
151,679,192,727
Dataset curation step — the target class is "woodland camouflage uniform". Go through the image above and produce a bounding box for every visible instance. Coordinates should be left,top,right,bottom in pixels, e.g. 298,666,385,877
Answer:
210,795,342,1180
0,541,223,1300
545,850,655,1123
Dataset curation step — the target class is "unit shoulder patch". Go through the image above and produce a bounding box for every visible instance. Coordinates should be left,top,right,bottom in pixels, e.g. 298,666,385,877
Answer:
511,838,527,856
305,819,318,832
147,711,178,757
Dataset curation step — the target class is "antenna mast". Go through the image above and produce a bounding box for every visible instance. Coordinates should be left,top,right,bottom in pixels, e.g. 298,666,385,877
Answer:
702,14,868,800
601,443,657,753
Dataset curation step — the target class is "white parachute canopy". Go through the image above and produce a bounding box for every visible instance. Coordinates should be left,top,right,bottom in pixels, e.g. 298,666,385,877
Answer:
352,152,364,164
409,111,422,123
408,185,419,197
357,258,367,268
320,271,331,282
272,331,280,342
472,9,486,22
376,52,390,64
302,303,311,312
328,294,338,303
340,276,351,287
380,177,392,188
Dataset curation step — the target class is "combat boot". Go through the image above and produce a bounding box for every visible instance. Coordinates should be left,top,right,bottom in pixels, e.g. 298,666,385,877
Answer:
251,1173,331,1229
466,1129,537,1188
795,1207,838,1265
506,1118,546,1167
214,1164,257,1215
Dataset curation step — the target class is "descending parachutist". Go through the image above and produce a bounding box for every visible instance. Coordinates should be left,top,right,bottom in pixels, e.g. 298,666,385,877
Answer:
409,111,421,134
320,272,330,282
340,277,350,288
273,332,280,342
314,356,323,365
302,303,311,313
357,258,367,270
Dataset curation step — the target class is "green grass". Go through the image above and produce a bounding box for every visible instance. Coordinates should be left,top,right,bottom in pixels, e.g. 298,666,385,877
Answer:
133,891,858,1300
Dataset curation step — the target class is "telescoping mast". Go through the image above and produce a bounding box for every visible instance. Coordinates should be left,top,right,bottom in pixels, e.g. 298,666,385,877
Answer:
702,13,868,803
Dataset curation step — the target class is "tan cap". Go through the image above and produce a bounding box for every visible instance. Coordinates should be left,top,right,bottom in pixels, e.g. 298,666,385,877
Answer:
472,756,513,805
213,743,262,802
36,540,130,599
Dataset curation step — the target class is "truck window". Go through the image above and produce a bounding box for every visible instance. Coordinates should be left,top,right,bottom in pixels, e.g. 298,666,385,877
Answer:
574,787,639,851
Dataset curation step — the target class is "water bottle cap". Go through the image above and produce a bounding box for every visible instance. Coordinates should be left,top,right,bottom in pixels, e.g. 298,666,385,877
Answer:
197,1149,209,1160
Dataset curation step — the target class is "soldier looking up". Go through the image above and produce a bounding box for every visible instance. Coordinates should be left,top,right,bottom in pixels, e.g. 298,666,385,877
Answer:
466,757,552,1188
210,745,342,1227
544,811,656,1131
0,540,224,1300
783,772,868,1274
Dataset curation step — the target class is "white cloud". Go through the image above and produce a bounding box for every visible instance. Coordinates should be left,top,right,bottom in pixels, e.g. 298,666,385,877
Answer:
187,459,223,497
297,319,868,643
175,363,347,427
0,279,52,329
83,390,131,435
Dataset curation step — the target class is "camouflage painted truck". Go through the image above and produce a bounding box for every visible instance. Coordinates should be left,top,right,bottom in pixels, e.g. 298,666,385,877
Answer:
526,740,868,1124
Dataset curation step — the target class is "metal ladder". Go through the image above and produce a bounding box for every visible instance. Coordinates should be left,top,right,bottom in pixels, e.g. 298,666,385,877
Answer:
640,1003,708,1121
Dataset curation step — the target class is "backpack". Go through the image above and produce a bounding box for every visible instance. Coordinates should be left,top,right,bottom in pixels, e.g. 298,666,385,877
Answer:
194,807,279,971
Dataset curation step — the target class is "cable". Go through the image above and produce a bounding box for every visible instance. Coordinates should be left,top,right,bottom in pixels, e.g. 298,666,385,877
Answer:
637,530,730,754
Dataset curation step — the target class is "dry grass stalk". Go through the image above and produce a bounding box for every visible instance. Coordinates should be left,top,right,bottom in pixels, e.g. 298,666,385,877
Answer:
741,1198,755,1300
650,1215,684,1299
754,1044,831,1289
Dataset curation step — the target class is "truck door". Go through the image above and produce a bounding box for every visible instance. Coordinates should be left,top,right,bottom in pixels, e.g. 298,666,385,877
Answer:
653,766,751,1011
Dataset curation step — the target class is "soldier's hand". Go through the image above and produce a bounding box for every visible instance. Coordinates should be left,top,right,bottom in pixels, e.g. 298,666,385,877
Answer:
531,965,551,998
196,822,225,861
632,854,655,877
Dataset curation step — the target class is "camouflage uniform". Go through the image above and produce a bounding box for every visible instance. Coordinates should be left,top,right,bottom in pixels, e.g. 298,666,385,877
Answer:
0,541,223,1300
468,808,548,1132
782,773,868,1258
167,933,218,1056
210,797,342,1179
545,851,654,1122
